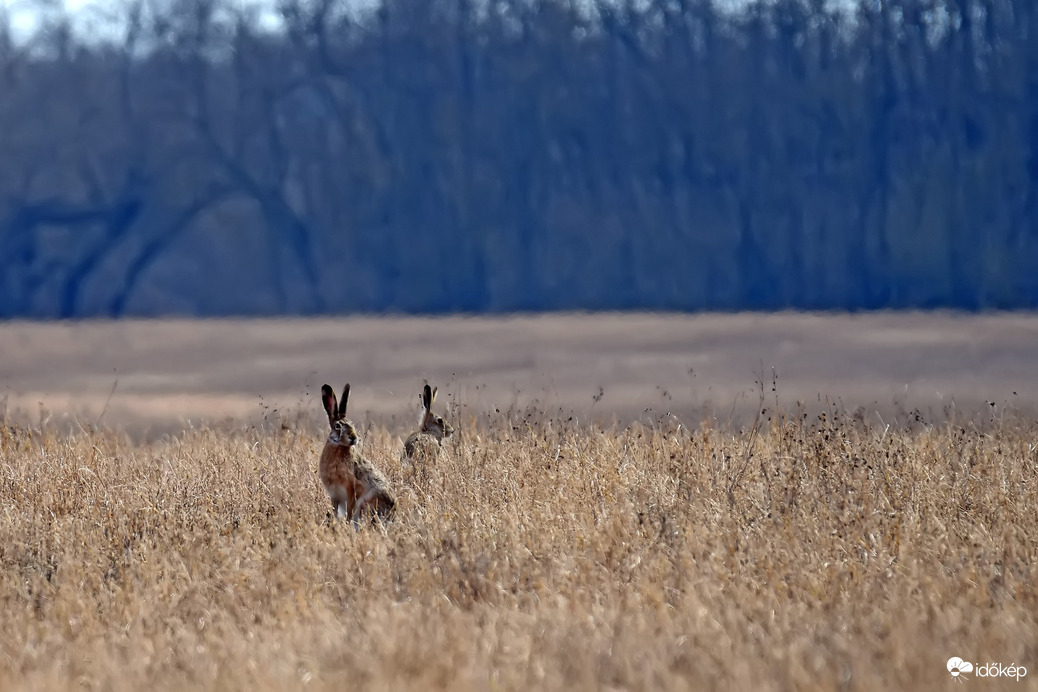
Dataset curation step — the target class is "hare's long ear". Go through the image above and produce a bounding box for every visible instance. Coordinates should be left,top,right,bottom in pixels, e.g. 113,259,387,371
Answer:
321,384,338,426
422,383,433,413
431,386,438,406
339,383,351,418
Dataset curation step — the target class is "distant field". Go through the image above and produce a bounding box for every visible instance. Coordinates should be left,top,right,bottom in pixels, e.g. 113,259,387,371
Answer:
1,312,1037,435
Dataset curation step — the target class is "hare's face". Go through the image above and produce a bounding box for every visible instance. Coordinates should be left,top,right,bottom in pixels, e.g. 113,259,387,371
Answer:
329,418,359,447
423,413,455,441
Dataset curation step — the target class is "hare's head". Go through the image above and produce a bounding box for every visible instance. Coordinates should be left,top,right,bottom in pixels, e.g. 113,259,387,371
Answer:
419,383,455,441
321,383,360,448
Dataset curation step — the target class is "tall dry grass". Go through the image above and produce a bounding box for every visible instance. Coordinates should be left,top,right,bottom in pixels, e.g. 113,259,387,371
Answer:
1,403,1036,691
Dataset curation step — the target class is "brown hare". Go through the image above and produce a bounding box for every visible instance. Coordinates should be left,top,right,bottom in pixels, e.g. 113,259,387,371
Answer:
319,383,395,525
402,383,455,464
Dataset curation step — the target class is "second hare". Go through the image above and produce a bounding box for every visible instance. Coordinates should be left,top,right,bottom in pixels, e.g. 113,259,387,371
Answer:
403,383,455,464
319,383,396,525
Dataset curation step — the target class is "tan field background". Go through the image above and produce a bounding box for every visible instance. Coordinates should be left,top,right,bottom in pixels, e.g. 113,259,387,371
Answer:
1,311,1037,435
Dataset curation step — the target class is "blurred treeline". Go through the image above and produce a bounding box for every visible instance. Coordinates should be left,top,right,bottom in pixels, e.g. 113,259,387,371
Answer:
1,0,1036,317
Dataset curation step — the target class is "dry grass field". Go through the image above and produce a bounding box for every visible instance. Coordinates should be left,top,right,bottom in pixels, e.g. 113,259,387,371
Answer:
1,313,1037,690
1,406,1036,691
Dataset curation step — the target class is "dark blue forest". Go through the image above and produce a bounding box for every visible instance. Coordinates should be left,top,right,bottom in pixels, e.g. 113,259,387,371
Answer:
1,0,1036,318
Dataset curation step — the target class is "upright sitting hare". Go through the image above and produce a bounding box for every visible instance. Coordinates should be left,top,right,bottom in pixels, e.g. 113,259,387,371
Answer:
403,383,455,463
319,383,395,525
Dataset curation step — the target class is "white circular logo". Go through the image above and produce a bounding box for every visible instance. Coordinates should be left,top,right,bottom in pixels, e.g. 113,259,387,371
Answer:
948,657,974,678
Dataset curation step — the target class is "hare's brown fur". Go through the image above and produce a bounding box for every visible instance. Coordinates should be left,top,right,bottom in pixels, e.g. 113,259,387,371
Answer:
319,383,395,524
319,440,395,522
402,383,455,463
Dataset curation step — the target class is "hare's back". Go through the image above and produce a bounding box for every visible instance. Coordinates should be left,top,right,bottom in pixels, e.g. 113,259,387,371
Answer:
404,431,422,458
405,432,441,463
356,459,395,501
